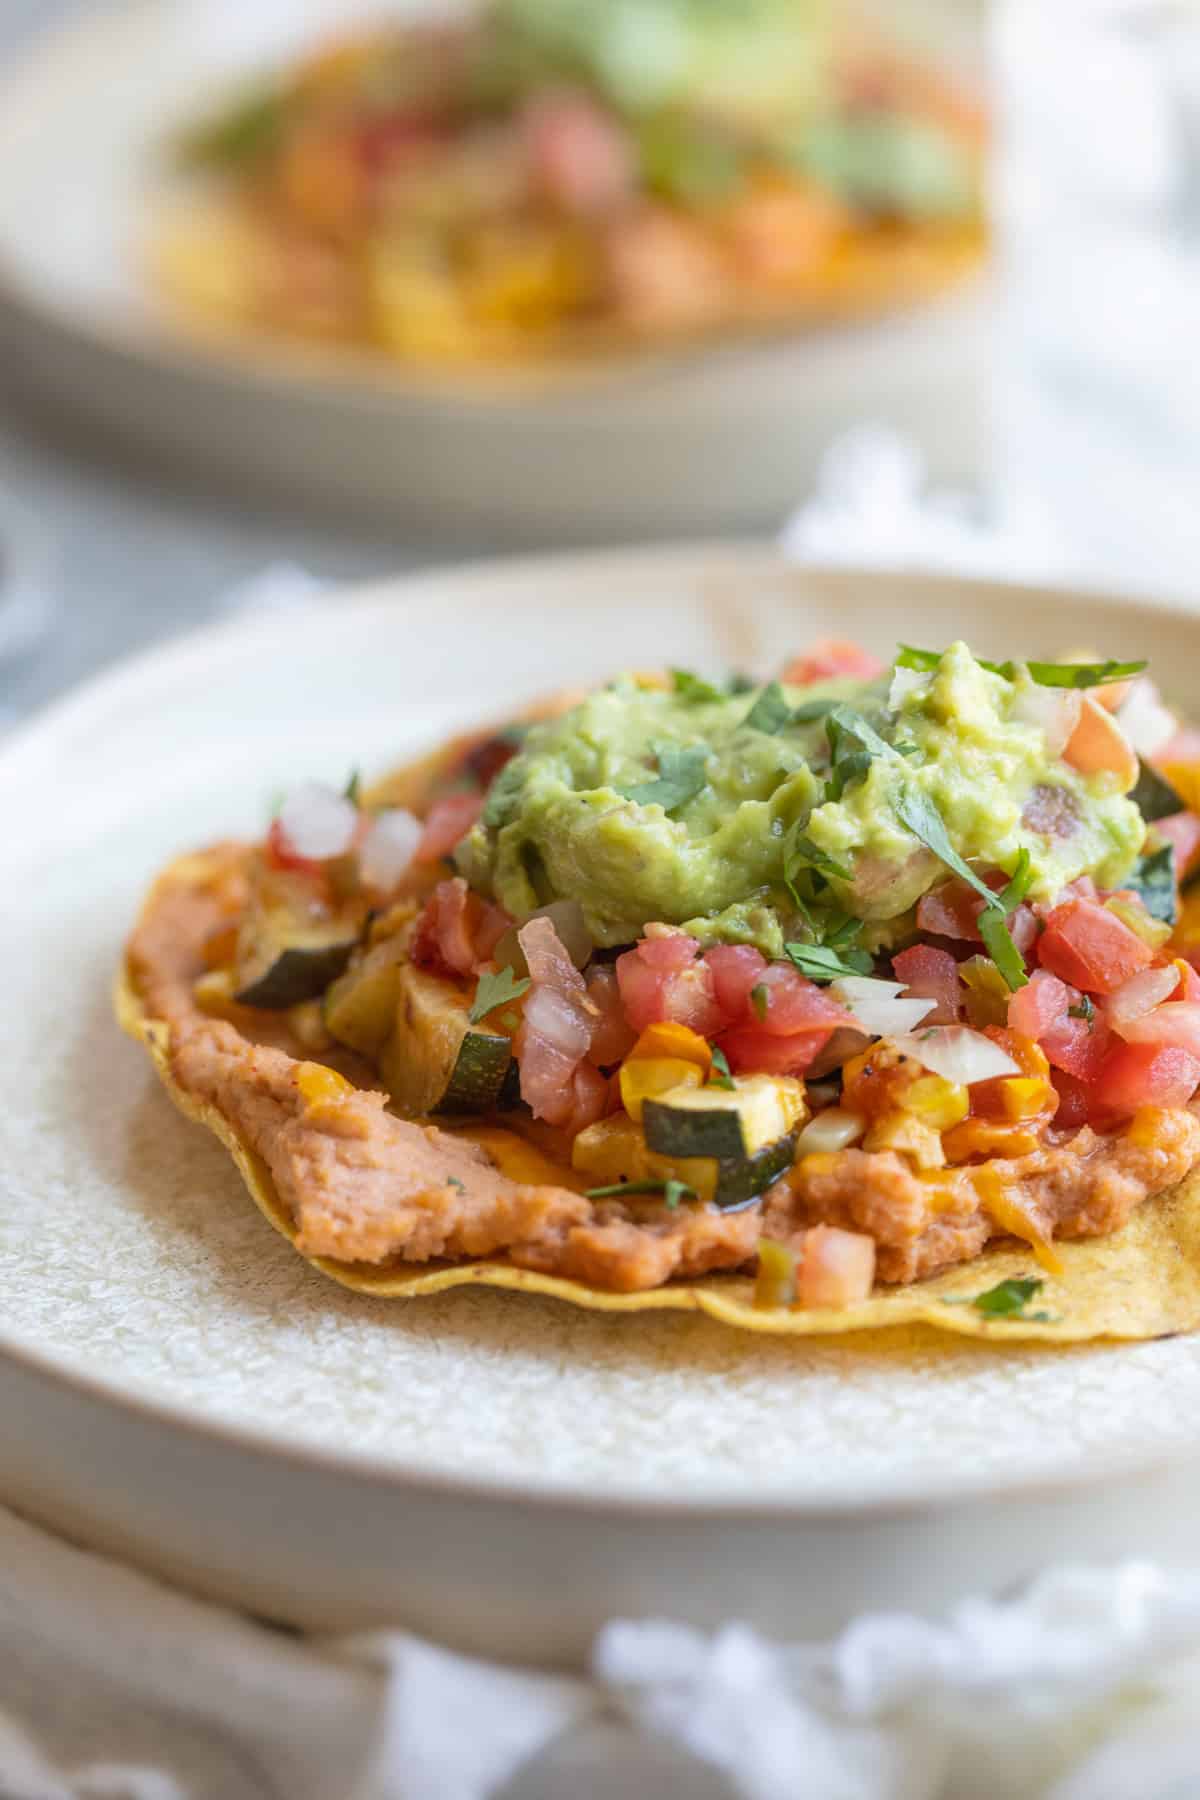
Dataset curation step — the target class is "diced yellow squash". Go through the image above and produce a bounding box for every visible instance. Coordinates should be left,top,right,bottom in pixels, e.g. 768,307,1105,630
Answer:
619,1057,704,1123
899,1075,969,1130
625,1021,713,1075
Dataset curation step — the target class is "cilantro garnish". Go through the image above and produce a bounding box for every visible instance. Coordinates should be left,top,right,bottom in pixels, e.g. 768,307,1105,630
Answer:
784,821,851,884
344,769,361,806
1128,841,1177,925
585,1179,698,1209
470,966,530,1023
445,1175,465,1192
960,1275,1048,1320
671,669,724,705
726,672,757,695
785,941,873,982
618,743,710,815
895,789,1028,990
896,646,1146,688
790,698,840,723
1132,760,1185,824
750,983,769,1021
743,681,792,735
709,1047,735,1089
1068,995,1095,1023
823,705,893,802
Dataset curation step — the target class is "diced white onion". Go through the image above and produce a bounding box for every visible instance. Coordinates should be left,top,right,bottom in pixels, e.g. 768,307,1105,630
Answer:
831,975,936,1037
528,898,593,970
523,981,592,1057
276,782,358,861
796,1108,865,1153
888,666,930,711
889,1025,1020,1084
1011,683,1082,758
1117,678,1177,758
1107,962,1180,1032
359,808,422,890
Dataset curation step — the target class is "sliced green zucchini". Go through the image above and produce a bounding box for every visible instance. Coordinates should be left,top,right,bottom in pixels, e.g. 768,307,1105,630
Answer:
323,938,407,1058
380,960,514,1117
642,1074,805,1161
234,904,363,1009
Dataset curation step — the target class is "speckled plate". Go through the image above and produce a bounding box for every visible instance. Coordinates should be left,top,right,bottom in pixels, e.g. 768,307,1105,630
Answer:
4,546,1200,1664
0,0,987,542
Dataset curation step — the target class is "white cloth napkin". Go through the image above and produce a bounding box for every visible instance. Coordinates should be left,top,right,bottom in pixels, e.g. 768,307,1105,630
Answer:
10,434,1198,1800
5,1500,1200,1800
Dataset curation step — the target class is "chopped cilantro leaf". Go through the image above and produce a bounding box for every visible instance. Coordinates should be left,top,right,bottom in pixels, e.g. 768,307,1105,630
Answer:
726,672,757,695
1068,995,1095,1024
823,705,894,801
789,697,839,723
743,681,792,734
750,983,769,1021
784,823,851,884
445,1175,465,1192
896,789,1027,989
584,1179,698,1209
1132,759,1185,824
995,847,1034,913
897,645,1146,688
785,941,873,982
672,669,724,704
344,769,361,805
823,914,866,951
618,743,710,815
709,1047,735,1089
470,966,530,1023
968,1275,1045,1318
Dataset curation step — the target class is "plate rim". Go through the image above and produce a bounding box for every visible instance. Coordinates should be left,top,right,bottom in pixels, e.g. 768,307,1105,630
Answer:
6,539,1200,1520
0,0,990,415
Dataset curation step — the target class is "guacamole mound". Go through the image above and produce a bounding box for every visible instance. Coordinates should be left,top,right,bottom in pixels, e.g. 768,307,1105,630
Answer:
457,646,1146,954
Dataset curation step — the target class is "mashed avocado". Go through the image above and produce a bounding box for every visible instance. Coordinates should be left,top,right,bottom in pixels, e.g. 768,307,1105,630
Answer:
458,645,1146,955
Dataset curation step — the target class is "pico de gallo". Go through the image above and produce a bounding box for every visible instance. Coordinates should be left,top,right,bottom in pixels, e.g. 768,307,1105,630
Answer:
156,0,984,361
157,637,1200,1311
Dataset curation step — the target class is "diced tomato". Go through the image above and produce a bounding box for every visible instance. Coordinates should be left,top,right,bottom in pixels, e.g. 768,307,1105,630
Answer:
1035,897,1153,994
584,964,637,1067
637,929,702,972
1091,1041,1200,1121
800,1225,875,1308
892,944,961,1024
266,817,318,876
523,93,635,214
415,791,484,864
615,939,724,1036
780,640,885,686
717,1024,834,1075
1050,1070,1091,1130
559,1060,610,1136
915,880,981,941
703,944,768,1017
413,877,510,980
1118,999,1200,1055
750,963,853,1036
1007,967,1070,1040
1041,1012,1112,1082
1154,812,1200,885
462,732,521,789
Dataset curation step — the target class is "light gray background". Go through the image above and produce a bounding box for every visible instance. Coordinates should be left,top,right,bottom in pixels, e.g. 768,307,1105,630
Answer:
0,0,452,723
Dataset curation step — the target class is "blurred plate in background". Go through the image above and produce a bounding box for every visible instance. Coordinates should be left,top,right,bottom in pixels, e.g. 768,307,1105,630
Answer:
0,0,990,543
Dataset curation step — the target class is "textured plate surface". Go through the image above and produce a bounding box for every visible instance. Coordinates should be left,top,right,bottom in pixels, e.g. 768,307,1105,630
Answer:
0,0,986,539
5,547,1200,1512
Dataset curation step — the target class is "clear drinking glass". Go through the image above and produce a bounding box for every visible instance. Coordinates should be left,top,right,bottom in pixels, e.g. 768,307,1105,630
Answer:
994,0,1200,599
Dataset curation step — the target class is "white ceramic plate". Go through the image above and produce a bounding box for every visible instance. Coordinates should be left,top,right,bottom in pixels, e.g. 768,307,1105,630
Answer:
5,545,1199,1662
0,0,988,543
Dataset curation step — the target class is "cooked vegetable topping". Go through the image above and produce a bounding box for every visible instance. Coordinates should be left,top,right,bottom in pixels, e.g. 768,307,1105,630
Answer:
234,633,1200,1314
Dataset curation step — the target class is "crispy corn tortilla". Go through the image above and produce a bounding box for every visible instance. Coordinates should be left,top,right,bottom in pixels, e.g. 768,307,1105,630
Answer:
116,961,1200,1343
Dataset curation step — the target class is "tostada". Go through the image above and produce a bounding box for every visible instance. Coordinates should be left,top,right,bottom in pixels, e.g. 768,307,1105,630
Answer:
155,0,984,363
119,639,1200,1339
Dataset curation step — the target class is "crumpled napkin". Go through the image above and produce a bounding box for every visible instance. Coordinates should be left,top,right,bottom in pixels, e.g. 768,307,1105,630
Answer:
3,1497,1200,1800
